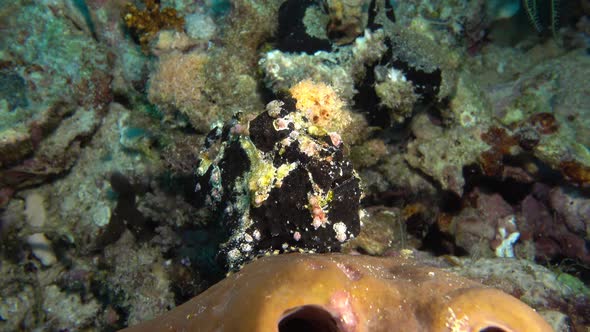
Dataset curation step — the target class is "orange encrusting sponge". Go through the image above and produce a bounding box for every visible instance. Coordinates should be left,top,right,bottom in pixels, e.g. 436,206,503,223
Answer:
289,80,352,134
120,253,553,332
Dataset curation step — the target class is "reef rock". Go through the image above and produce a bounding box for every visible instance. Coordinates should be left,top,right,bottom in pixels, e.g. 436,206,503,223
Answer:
0,0,112,198
121,253,552,332
519,183,590,264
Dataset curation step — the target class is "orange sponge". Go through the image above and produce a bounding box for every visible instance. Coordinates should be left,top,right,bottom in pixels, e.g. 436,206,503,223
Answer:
289,80,352,135
120,253,552,332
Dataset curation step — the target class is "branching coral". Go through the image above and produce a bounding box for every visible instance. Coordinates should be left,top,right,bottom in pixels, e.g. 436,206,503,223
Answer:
123,0,185,51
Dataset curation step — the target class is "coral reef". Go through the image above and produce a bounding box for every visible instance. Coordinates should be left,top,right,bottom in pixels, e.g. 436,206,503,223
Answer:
405,112,488,196
344,205,425,255
484,50,590,186
437,188,520,258
518,183,590,264
0,100,203,329
274,0,332,53
147,49,214,132
144,0,282,132
101,232,175,326
374,67,418,123
42,284,100,330
0,0,112,197
260,29,388,103
121,253,553,332
289,79,352,134
450,257,590,329
1,0,589,329
323,0,371,45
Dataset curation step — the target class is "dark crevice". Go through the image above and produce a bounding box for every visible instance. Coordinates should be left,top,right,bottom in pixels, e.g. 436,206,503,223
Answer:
388,59,441,102
275,0,332,54
353,56,391,127
257,80,278,105
95,172,155,248
366,0,380,30
479,328,507,332
112,92,131,109
419,223,468,256
279,305,340,332
462,164,534,205
384,0,396,22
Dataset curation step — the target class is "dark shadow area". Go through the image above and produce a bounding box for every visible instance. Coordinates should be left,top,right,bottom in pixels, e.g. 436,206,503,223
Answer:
279,305,340,332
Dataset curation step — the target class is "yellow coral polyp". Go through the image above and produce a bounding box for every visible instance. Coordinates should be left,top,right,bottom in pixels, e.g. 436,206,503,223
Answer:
289,80,352,134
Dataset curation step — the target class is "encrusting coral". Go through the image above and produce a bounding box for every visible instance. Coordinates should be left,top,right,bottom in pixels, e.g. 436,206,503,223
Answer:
120,253,552,332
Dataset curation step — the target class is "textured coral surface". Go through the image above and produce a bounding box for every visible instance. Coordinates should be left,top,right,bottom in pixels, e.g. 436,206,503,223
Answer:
121,253,552,332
